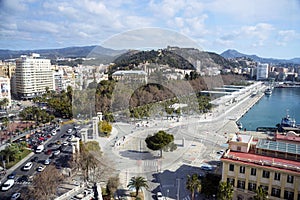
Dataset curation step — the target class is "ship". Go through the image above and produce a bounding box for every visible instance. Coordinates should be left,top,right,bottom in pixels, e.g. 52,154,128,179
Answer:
281,114,296,128
264,88,272,95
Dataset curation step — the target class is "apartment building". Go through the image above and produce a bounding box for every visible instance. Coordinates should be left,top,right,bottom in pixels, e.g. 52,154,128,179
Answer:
15,53,54,99
0,76,11,108
221,133,300,200
257,63,269,80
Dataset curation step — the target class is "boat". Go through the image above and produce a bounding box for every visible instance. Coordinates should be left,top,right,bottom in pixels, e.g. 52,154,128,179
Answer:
264,88,272,95
281,114,296,128
236,121,243,130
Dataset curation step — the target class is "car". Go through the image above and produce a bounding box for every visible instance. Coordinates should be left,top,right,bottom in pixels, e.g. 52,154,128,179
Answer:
16,175,29,183
23,162,33,171
31,156,39,162
67,128,72,133
56,140,61,145
10,192,21,200
74,125,80,129
217,150,225,155
44,159,51,165
51,130,56,136
53,150,61,156
62,141,68,146
201,164,213,171
156,192,163,200
1,179,14,191
46,149,52,155
37,165,46,172
35,144,44,153
7,172,16,179
47,142,54,147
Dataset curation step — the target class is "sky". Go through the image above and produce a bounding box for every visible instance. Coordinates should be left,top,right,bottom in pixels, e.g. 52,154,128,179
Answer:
0,0,300,59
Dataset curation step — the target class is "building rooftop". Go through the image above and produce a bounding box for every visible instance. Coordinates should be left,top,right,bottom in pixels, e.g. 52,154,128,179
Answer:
222,151,300,174
256,139,300,155
231,134,252,143
112,70,147,76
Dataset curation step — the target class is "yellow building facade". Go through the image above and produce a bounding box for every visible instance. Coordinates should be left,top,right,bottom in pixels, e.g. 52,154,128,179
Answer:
221,133,300,200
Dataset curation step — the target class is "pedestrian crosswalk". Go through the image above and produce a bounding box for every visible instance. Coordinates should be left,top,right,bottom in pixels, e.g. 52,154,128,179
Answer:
182,195,191,200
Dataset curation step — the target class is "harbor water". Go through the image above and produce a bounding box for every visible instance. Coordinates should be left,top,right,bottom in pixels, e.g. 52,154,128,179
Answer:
239,87,300,131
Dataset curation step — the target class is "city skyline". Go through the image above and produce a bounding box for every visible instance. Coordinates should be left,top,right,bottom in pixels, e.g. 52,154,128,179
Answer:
1,0,300,59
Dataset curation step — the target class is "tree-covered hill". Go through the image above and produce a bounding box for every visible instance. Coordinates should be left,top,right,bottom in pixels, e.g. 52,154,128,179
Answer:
111,49,195,72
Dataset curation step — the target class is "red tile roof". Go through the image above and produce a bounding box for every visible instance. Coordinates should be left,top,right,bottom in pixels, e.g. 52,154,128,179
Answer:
221,151,300,175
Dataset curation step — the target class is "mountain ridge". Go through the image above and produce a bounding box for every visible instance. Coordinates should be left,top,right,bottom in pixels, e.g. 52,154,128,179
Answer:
221,49,300,64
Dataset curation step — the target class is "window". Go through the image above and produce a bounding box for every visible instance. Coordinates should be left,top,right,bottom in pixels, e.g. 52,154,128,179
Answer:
248,182,257,191
237,180,245,189
261,185,268,192
250,168,256,176
262,170,270,178
237,146,241,151
271,188,281,198
284,191,294,200
274,172,280,181
227,178,235,186
287,175,294,183
240,166,245,174
229,164,234,171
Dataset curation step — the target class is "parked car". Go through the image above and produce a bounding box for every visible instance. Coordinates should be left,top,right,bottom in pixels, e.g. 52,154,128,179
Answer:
7,172,16,179
31,156,39,162
23,162,33,171
10,192,21,200
53,150,61,156
1,179,14,191
46,149,52,155
37,165,46,172
44,159,51,165
156,192,163,200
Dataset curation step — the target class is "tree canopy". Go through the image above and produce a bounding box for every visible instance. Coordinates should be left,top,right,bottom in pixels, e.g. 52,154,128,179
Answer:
127,176,149,197
217,181,234,200
186,173,202,200
145,130,174,157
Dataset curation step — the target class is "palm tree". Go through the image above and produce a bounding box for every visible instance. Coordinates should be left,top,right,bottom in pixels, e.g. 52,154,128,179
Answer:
127,176,149,197
186,174,202,200
217,181,234,200
254,186,268,200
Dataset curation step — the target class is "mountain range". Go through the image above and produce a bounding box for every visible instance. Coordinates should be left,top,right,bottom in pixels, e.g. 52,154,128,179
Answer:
0,46,299,65
221,49,300,65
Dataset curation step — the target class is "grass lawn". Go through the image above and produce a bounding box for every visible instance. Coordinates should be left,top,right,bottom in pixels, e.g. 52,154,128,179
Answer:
85,141,101,153
6,149,32,169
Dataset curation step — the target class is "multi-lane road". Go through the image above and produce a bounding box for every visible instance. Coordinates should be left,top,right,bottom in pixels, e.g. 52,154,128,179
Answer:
0,122,76,200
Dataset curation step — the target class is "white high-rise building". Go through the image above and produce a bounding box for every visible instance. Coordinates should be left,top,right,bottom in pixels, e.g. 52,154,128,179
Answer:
256,63,269,80
15,54,54,99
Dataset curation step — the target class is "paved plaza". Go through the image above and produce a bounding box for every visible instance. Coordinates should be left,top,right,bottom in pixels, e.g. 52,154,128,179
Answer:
93,85,267,199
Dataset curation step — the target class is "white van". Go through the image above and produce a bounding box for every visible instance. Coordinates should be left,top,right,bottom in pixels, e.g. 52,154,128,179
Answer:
35,145,44,153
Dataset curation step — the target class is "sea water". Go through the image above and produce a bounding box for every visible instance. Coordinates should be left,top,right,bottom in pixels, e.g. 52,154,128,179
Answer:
239,87,300,131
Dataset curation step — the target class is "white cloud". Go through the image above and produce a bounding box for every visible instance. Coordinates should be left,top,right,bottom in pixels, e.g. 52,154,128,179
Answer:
276,30,299,46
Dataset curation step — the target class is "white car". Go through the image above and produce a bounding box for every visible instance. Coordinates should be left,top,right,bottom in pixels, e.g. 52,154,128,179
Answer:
23,162,33,171
44,159,51,165
37,165,46,172
1,179,14,191
157,192,163,200
11,192,21,200
67,128,72,133
51,130,56,136
62,141,68,146
53,150,61,156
